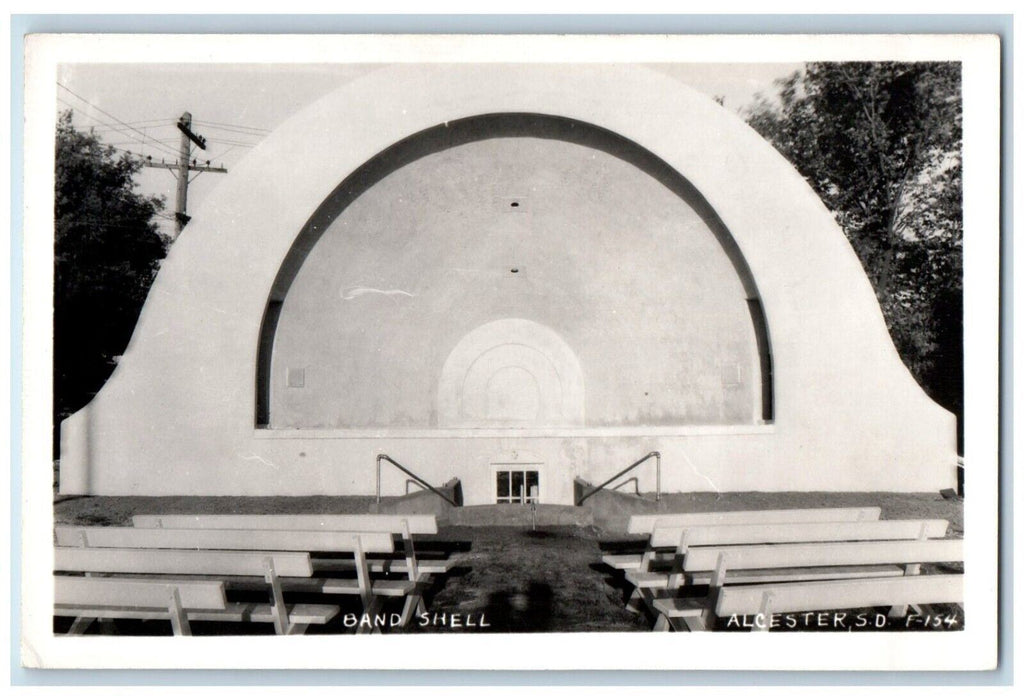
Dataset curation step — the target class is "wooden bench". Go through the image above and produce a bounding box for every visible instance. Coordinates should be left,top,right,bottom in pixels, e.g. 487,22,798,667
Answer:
603,507,884,572
130,513,456,624
55,547,339,635
631,518,950,586
713,574,964,631
56,576,230,636
644,535,963,631
132,513,439,532
131,513,454,574
56,525,413,633
622,517,936,618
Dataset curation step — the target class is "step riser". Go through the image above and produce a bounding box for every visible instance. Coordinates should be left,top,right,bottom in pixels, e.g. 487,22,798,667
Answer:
372,480,663,530
445,505,593,528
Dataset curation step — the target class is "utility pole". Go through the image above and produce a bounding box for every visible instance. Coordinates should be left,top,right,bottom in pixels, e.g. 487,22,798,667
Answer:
142,112,228,237
174,112,196,235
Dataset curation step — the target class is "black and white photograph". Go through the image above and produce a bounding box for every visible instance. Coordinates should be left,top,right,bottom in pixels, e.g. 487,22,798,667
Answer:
18,32,1001,671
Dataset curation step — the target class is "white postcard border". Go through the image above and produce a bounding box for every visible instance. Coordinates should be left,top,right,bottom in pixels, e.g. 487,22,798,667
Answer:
20,32,1002,671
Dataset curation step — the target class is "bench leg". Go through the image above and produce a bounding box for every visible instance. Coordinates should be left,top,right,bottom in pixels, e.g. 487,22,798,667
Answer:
167,589,192,636
67,616,96,635
352,535,382,634
680,615,707,632
286,623,309,636
890,603,926,619
262,558,294,635
399,575,432,627
653,614,672,632
625,587,643,614
400,593,420,627
890,564,922,617
753,591,774,633
356,596,384,635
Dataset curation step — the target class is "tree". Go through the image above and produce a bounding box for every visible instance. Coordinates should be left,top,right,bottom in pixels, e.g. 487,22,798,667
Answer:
54,110,169,449
744,63,963,446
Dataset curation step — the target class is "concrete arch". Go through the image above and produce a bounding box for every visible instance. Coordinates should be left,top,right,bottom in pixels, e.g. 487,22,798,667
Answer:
438,319,586,427
59,64,956,498
253,111,773,427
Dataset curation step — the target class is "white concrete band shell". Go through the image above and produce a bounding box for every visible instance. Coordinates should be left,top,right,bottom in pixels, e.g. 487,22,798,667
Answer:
59,64,958,504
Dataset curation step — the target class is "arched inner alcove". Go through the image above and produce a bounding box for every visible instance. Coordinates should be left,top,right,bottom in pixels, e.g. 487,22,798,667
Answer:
257,113,774,429
439,318,586,428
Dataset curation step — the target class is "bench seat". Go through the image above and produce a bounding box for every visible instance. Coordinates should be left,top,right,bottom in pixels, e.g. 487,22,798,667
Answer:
54,574,341,635
68,571,421,599
55,526,396,554
647,568,917,622
600,552,674,571
312,558,457,575
627,507,883,534
627,564,906,589
292,577,417,597
601,554,643,570
715,574,964,624
133,513,439,535
55,601,339,627
650,597,706,619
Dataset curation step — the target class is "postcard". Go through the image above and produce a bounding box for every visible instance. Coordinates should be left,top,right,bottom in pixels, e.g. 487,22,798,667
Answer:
19,32,1001,671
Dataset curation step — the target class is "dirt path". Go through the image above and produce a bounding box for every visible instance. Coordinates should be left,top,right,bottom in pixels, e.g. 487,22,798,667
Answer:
409,526,648,633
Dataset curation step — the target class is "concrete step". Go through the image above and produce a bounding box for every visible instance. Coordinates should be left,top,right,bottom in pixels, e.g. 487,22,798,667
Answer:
444,504,593,528
368,482,460,519
574,478,667,532
370,476,675,531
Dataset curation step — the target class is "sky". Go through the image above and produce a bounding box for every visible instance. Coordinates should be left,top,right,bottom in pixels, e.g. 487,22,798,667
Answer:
57,62,803,239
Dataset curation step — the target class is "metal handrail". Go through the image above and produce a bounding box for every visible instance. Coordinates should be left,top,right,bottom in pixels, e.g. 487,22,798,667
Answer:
576,451,661,506
610,476,640,496
376,454,459,507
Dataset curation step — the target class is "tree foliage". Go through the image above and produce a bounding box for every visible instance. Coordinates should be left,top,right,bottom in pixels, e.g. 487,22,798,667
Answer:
54,110,169,441
744,63,963,445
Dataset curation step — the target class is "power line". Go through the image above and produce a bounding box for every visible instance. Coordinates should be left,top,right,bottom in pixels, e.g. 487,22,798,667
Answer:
63,114,178,131
191,119,269,134
193,124,268,138
60,114,197,165
57,90,263,160
58,98,181,159
98,143,179,163
113,135,259,153
203,144,244,163
88,118,178,129
103,139,186,149
101,138,186,147
205,138,259,148
88,126,180,139
59,99,177,152
57,83,181,159
59,121,180,162
139,112,229,237
56,95,233,237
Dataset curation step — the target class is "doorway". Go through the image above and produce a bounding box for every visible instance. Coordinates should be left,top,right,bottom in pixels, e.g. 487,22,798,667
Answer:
495,468,540,504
